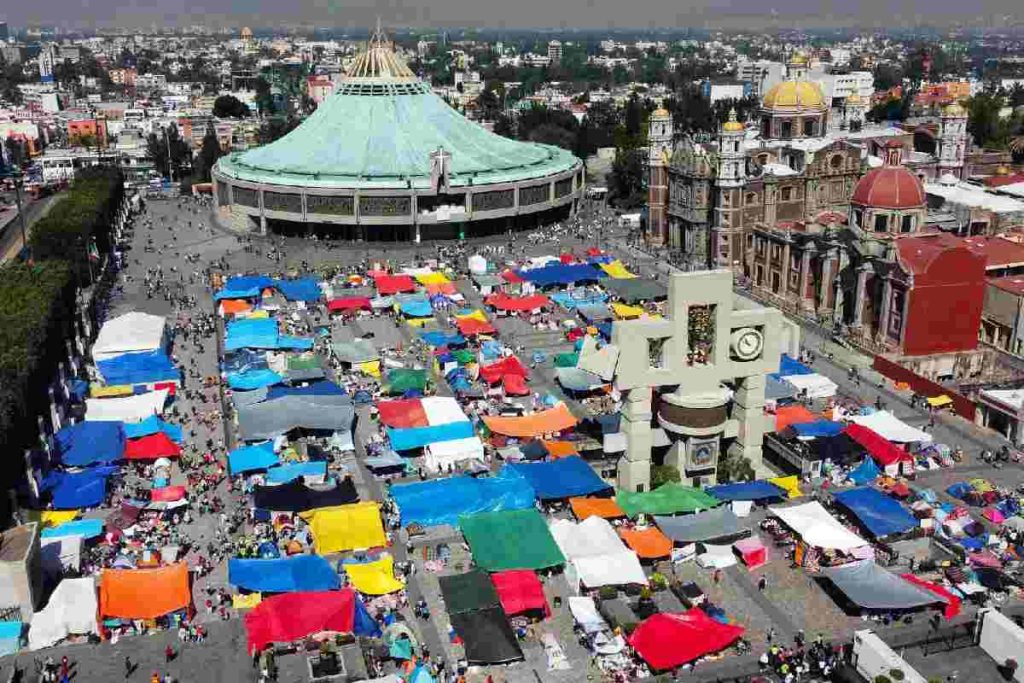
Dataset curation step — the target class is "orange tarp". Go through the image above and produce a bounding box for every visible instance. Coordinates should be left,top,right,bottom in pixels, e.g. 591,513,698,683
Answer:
570,497,625,520
619,527,674,559
220,299,252,315
482,403,578,438
774,405,819,432
543,440,579,458
99,563,192,619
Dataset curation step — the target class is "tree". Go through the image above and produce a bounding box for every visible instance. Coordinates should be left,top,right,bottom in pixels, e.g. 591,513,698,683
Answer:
257,116,301,145
212,94,250,119
967,92,1007,149
717,449,755,483
194,123,224,182
4,136,26,169
146,123,190,179
609,148,646,208
254,76,274,115
651,465,680,489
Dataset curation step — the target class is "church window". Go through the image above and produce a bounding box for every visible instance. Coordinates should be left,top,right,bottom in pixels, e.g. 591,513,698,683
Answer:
781,121,793,139
830,154,843,169
745,192,757,205
874,214,889,233
900,215,915,233
803,120,815,137
781,187,794,201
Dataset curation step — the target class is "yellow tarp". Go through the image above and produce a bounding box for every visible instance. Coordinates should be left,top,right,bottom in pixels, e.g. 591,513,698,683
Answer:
769,475,803,499
242,310,270,319
358,360,381,378
927,395,953,408
232,592,262,609
300,502,387,554
415,272,451,286
405,317,433,328
599,260,636,279
91,384,134,398
454,309,489,323
41,510,79,528
611,302,645,319
343,555,406,595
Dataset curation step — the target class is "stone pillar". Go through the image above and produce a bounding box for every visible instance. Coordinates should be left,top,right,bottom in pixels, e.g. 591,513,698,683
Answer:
876,276,893,344
414,222,421,244
617,387,653,492
852,264,870,328
818,251,833,317
779,242,791,299
729,374,768,477
798,246,814,311
259,213,268,236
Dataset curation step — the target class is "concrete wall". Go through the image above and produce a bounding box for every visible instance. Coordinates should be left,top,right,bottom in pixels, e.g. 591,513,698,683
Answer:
978,608,1024,682
852,630,928,683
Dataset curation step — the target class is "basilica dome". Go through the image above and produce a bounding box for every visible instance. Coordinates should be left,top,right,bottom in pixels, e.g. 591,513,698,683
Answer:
761,80,826,113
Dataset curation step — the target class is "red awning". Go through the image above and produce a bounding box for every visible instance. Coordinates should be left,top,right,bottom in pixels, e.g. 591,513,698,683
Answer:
844,424,912,466
244,589,363,654
377,399,429,428
480,356,529,384
586,248,604,257
327,296,372,312
484,293,551,312
151,485,187,503
502,374,530,396
373,274,417,295
500,269,524,284
900,573,961,619
559,253,575,264
456,318,496,337
491,570,550,616
628,610,745,671
124,432,182,460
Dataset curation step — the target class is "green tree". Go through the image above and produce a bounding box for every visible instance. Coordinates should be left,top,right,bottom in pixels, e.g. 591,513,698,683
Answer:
194,123,224,182
967,92,1007,149
257,116,301,145
145,123,190,179
254,76,274,115
609,147,646,208
651,465,681,489
212,94,251,118
717,449,755,483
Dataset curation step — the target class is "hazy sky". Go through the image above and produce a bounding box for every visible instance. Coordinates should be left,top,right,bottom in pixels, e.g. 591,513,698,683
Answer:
5,0,1022,30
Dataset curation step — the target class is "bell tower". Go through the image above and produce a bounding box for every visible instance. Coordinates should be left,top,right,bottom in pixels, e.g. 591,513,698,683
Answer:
647,105,673,246
938,102,968,179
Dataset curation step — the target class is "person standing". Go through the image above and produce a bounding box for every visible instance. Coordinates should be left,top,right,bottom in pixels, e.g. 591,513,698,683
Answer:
758,575,768,592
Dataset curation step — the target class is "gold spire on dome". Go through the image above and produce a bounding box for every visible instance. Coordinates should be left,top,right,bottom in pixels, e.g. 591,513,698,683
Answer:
722,108,744,132
345,19,417,81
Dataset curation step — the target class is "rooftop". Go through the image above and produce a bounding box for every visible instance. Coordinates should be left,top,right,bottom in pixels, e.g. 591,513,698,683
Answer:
924,180,1024,215
988,274,1024,297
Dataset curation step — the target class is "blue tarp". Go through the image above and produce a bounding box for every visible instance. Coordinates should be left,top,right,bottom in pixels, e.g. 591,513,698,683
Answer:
227,368,284,391
421,331,466,347
706,480,787,502
833,487,919,539
397,294,433,318
54,421,125,467
387,422,476,451
778,354,813,376
97,350,179,386
848,457,881,486
266,461,328,485
266,381,345,400
40,466,117,509
391,475,536,527
549,291,608,310
274,277,321,302
225,318,279,351
223,348,269,375
228,442,279,475
40,518,105,540
228,556,340,593
504,456,611,500
520,264,602,287
791,420,845,438
123,415,183,443
479,340,503,361
947,482,972,500
596,322,613,340
69,378,89,402
215,275,275,300
364,451,406,470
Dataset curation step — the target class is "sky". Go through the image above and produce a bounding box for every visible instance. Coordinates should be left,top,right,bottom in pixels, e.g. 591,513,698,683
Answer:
5,0,1024,30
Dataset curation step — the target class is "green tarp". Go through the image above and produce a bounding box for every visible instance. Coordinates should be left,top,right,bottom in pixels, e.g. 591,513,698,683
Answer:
554,352,579,368
452,349,476,364
438,569,501,615
382,369,428,394
287,355,321,371
459,509,565,571
616,483,721,518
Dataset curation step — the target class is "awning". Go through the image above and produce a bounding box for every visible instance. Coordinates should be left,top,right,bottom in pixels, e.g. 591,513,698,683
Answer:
85,389,168,423
449,608,524,665
844,424,913,467
602,277,667,303
654,506,746,543
228,442,279,475
832,487,919,539
616,483,720,518
706,480,786,502
504,456,611,500
900,574,961,619
228,555,340,593
343,556,406,595
55,422,125,467
97,350,180,386
124,432,182,460
373,274,417,295
439,568,501,614
391,475,535,528
253,478,359,512
459,509,565,571
491,570,550,616
820,560,949,610
847,410,932,443
774,405,819,432
569,497,625,520
265,461,328,485
244,589,379,654
92,312,166,360
550,517,647,587
568,596,608,634
484,293,551,311
629,610,744,671
618,527,674,559
98,563,191,619
781,373,838,399
769,501,867,550
300,501,387,554
927,395,953,408
556,367,607,392
482,403,578,438
331,339,378,363
28,577,98,650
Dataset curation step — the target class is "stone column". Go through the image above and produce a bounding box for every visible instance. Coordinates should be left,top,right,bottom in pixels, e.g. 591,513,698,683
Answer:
779,242,791,299
618,387,653,492
852,264,870,328
818,250,833,317
729,374,768,478
414,223,421,244
876,276,893,344
798,246,814,311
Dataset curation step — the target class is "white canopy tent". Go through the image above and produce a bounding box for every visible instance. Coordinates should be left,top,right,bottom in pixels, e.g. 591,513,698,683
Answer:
28,577,98,650
696,543,737,569
847,410,932,443
550,517,648,589
92,312,166,361
420,396,470,426
781,373,839,399
85,389,169,423
769,501,868,551
424,437,485,473
567,596,608,634
468,254,488,275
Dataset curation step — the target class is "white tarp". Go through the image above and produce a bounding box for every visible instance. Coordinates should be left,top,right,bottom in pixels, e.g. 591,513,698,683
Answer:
696,543,737,569
28,577,98,650
603,432,627,454
770,501,868,551
551,517,647,588
424,437,484,472
421,396,470,426
731,500,754,518
85,389,169,423
577,336,620,381
567,596,607,634
468,255,488,275
781,373,839,399
847,410,933,443
92,312,166,360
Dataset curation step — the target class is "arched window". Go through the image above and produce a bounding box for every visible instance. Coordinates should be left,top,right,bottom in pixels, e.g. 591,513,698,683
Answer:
830,154,843,169
781,187,794,201
874,214,889,233
803,119,815,137
746,192,757,205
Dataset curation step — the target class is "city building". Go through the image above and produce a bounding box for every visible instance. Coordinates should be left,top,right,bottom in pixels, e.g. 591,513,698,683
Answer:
213,26,583,240
547,40,562,65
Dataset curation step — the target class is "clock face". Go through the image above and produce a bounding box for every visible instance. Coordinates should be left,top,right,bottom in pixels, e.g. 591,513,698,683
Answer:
730,327,764,361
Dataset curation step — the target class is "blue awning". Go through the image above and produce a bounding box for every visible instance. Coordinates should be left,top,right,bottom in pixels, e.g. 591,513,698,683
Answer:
391,475,536,527
833,487,919,539
228,555,340,593
228,441,279,475
503,456,611,500
97,350,180,386
273,276,322,302
791,420,845,438
40,466,118,509
40,518,105,540
387,421,475,451
847,457,881,486
397,294,433,318
520,264,602,287
266,381,346,400
778,354,813,376
215,275,274,300
421,331,466,347
265,461,328,485
55,421,125,467
123,415,183,443
227,368,284,391
706,480,786,502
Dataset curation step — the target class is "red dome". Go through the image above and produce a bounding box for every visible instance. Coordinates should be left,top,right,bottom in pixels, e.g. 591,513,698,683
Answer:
851,166,926,209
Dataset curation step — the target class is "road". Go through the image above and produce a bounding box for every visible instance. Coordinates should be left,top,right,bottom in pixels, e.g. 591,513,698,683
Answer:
0,194,61,263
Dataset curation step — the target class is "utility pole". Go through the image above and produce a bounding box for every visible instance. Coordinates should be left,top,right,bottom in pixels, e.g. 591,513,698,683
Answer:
11,170,28,255
164,125,174,182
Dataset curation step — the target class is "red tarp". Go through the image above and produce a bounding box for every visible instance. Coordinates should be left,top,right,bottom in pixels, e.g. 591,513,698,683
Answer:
500,270,524,284
843,424,912,466
373,274,417,295
485,293,551,312
628,610,745,671
245,590,360,654
327,297,372,312
559,253,574,264
586,248,604,257
456,318,497,337
502,374,530,396
377,399,429,428
480,356,529,384
491,570,550,617
900,574,961,619
124,432,182,460
151,485,187,503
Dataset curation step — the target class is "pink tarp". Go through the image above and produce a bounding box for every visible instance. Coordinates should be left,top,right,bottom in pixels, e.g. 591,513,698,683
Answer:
733,536,767,570
485,293,551,312
151,486,187,503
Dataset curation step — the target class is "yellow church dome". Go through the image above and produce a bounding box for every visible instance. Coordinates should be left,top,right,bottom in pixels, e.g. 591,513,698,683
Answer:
790,51,809,65
651,107,671,119
943,102,967,117
846,93,863,105
722,108,744,132
762,80,826,111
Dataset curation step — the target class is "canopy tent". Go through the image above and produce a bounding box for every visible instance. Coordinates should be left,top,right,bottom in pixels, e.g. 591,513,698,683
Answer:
550,517,647,588
843,424,913,467
331,339,378,365
769,501,867,551
439,568,501,614
123,415,182,442
602,277,667,303
479,356,529,384
424,437,485,472
504,457,611,500
734,536,768,570
699,544,736,568
806,432,864,466
214,275,274,300
482,403,578,438
253,478,359,512
342,556,406,595
373,274,417,295
519,263,602,287
228,555,340,593
301,502,387,554
28,577,98,650
98,563,191,619
40,466,117,509
40,519,104,540
847,457,882,486
265,461,329,485
820,560,949,610
549,290,608,310
381,369,428,395
556,367,607,392
629,610,745,671
236,394,354,442
568,497,626,521
420,331,466,347
219,299,252,316
654,506,746,543
847,411,932,443
92,312,166,361
449,608,524,665
769,475,803,499
328,297,373,313
227,368,283,391
455,317,497,336
791,420,845,438
832,487,919,539
781,373,839,399
706,480,786,503
390,475,535,528
97,350,180,386
900,574,961,619
124,432,181,460
568,596,608,634
778,354,813,376
273,276,322,302
150,486,186,503
618,527,675,559
228,442,279,475
387,423,476,451
484,293,551,312
85,389,168,423
502,374,529,396
54,421,125,467
459,509,565,571
774,405,819,432
598,260,636,279
616,483,720,518
766,375,798,400
396,293,433,318
491,570,550,617
245,589,379,654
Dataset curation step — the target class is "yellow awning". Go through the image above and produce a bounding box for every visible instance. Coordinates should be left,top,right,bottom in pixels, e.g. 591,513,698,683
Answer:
300,502,387,554
769,475,803,499
599,260,637,279
232,592,262,609
415,272,451,286
40,510,80,528
405,317,433,328
611,302,645,319
91,384,134,398
926,395,952,407
357,360,381,378
454,309,489,323
343,555,406,595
